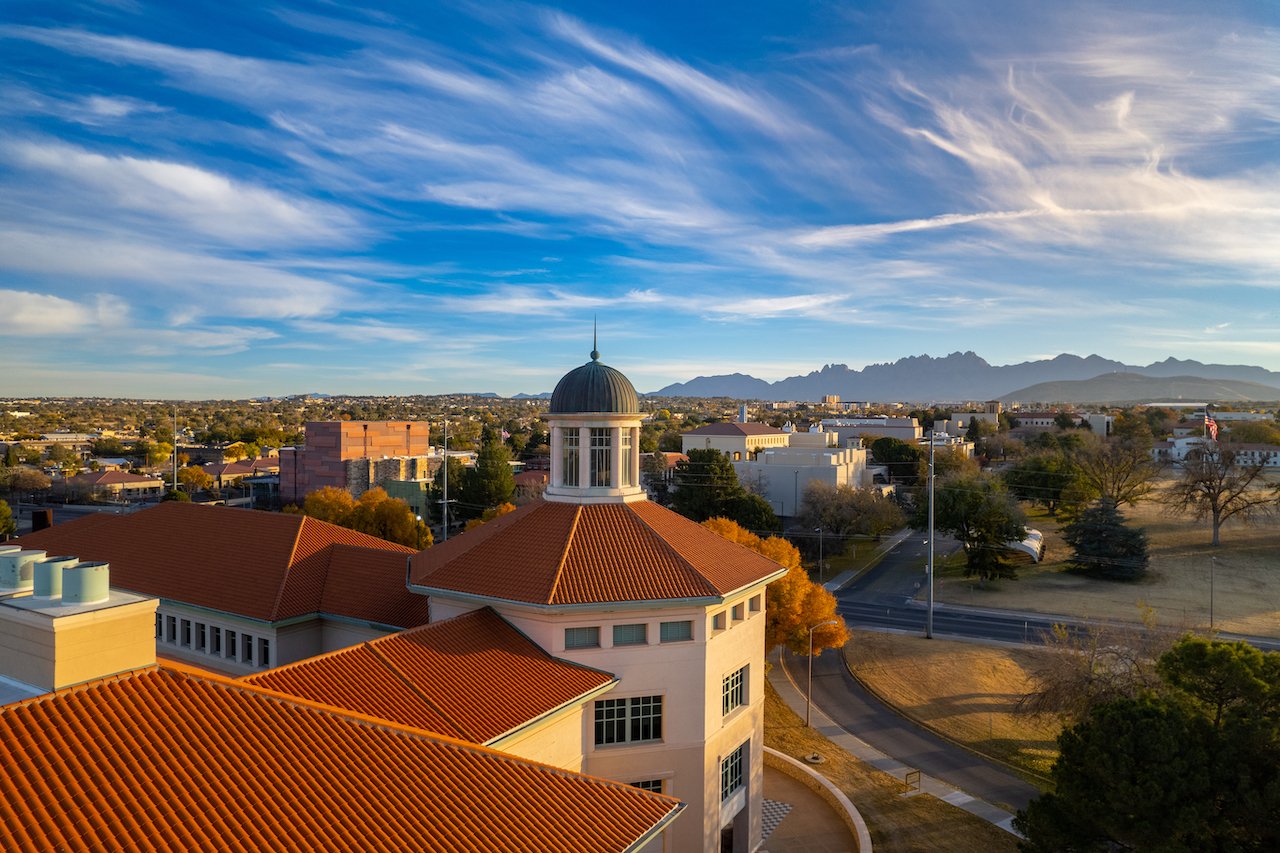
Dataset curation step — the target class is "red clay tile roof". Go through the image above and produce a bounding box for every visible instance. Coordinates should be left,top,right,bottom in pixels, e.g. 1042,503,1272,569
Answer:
409,499,788,606
243,607,616,743
0,665,681,853
683,423,786,437
64,470,163,486
15,502,427,627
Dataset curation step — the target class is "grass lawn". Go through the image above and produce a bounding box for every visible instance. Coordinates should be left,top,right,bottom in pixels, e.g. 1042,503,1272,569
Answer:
764,681,1021,853
930,478,1280,637
842,631,1062,782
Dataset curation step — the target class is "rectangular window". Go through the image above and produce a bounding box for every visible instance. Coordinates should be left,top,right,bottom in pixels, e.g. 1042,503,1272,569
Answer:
732,603,744,621
180,619,191,648
155,613,163,639
226,630,237,659
630,780,663,793
713,612,725,631
613,623,647,646
565,626,600,649
562,429,580,488
589,428,612,487
243,634,253,664
620,430,633,487
166,615,176,643
749,595,761,613
196,623,206,652
259,638,270,668
722,666,746,716
660,620,693,643
595,696,663,745
211,627,221,655
721,743,745,802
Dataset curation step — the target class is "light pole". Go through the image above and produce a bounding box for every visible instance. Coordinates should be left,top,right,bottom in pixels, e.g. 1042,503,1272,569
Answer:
807,620,840,727
926,429,935,640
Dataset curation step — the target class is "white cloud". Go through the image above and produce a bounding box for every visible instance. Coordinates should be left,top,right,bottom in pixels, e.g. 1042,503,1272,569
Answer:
0,289,96,334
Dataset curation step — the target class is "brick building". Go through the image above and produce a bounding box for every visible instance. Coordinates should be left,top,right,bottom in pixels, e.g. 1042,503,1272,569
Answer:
280,420,434,502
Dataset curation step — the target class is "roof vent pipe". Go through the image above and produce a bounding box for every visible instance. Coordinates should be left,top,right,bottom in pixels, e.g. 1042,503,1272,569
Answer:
0,550,46,590
63,561,110,605
34,556,77,599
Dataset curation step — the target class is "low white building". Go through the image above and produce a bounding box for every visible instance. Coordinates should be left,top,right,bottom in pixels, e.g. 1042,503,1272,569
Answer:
820,416,922,443
1153,437,1280,467
733,445,869,519
681,422,792,460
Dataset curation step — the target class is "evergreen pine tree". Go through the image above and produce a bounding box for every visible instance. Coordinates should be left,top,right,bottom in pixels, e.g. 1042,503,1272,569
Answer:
1061,498,1149,580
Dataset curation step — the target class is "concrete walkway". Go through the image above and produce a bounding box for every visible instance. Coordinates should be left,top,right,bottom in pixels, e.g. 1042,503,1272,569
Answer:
762,765,858,853
768,647,1021,836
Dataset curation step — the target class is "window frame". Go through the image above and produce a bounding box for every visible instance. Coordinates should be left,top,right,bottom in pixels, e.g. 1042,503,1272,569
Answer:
659,620,693,643
226,630,237,659
721,743,745,802
612,623,647,646
594,695,663,747
722,665,746,716
564,626,601,650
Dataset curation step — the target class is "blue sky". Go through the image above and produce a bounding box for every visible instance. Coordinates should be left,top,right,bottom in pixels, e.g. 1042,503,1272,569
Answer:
3,1,1279,398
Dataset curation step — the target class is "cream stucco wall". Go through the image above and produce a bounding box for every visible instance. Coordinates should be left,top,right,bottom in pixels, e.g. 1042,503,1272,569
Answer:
490,704,590,772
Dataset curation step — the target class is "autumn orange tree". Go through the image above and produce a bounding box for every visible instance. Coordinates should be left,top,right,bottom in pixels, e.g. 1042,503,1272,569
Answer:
291,486,432,549
701,518,848,656
464,502,517,532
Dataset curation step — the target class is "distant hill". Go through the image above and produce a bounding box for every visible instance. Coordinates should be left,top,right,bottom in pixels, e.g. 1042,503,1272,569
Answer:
1000,373,1280,404
649,353,1280,402
511,392,552,399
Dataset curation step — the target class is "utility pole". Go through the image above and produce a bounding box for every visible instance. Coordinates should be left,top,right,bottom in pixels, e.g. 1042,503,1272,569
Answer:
442,418,449,542
926,429,935,640
172,405,178,496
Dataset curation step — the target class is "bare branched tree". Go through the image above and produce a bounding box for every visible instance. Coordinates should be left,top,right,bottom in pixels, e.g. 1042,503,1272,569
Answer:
1162,444,1278,546
1017,605,1182,722
1070,439,1163,506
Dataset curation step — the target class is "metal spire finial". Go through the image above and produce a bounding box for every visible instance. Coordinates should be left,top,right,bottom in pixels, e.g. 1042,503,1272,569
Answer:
591,316,599,361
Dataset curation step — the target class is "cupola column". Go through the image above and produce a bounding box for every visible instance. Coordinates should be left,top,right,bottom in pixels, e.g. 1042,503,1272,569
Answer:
610,427,622,488
550,426,563,487
630,426,641,486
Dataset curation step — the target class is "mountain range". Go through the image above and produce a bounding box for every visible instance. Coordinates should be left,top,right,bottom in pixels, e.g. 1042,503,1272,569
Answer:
1002,373,1280,404
649,353,1280,403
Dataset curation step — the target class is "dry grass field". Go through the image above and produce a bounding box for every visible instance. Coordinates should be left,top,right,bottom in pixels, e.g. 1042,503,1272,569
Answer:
842,631,1062,781
931,477,1280,637
764,682,1021,853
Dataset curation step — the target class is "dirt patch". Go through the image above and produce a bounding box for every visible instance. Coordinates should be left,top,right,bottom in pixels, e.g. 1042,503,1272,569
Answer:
931,478,1280,636
842,631,1062,781
764,681,1020,853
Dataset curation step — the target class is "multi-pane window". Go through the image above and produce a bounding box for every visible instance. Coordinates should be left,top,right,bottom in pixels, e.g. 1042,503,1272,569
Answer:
562,429,580,488
180,619,191,648
259,638,270,668
243,634,253,664
589,428,612,487
226,630,237,659
565,626,600,649
595,696,663,745
166,615,177,643
211,627,221,655
197,623,206,651
620,430,633,487
613,623,647,646
630,780,663,793
721,743,745,802
749,595,761,613
722,666,746,716
155,613,163,639
660,620,693,643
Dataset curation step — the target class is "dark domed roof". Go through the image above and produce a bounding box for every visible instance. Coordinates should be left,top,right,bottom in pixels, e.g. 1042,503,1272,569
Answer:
549,349,639,415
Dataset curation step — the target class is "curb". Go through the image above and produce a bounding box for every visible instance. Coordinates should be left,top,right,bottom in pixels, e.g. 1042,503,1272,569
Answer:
764,747,873,853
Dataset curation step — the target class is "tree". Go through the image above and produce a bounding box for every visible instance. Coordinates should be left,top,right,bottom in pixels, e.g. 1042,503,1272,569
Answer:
1224,421,1280,446
869,437,925,486
656,430,682,452
1163,444,1278,546
796,481,904,548
700,518,848,656
1016,636,1280,852
1052,412,1075,431
672,449,746,523
917,473,1026,584
1004,451,1094,516
47,444,76,465
460,442,515,514
0,499,15,539
6,468,51,494
1110,411,1154,448
431,456,469,525
726,492,782,534
90,437,127,457
641,452,672,507
1070,439,1162,506
346,488,433,549
161,489,191,502
302,486,356,524
967,416,992,442
1061,499,1149,580
177,466,214,493
464,502,517,531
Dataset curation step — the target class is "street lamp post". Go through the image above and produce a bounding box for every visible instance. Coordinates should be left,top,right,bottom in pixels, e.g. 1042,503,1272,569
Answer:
807,620,840,727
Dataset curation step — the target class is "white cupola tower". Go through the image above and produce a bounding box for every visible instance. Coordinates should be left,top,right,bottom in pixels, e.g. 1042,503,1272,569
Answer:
545,344,645,504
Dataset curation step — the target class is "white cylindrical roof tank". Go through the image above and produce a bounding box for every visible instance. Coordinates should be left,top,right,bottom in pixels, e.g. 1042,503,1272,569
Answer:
63,561,110,605
0,550,47,590
34,556,77,599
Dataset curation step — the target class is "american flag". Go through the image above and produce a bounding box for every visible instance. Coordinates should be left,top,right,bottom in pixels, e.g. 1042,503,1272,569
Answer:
1205,415,1218,441
501,428,511,441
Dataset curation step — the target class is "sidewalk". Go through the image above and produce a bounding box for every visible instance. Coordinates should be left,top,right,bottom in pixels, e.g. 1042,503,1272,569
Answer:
767,647,1020,836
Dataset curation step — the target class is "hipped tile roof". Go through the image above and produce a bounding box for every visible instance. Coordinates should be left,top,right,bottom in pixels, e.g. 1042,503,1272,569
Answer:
409,499,788,606
15,502,426,627
682,422,786,437
64,470,163,486
0,665,680,853
243,607,615,743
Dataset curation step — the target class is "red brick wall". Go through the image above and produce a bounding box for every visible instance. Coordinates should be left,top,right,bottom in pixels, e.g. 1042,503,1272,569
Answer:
281,422,432,502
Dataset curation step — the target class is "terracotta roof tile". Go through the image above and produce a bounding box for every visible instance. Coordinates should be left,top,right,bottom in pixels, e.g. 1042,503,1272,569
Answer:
0,666,681,853
409,499,788,605
15,503,425,627
64,470,163,486
244,607,615,744
682,423,786,437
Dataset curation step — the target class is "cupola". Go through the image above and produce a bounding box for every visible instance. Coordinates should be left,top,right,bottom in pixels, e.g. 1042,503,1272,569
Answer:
545,345,645,504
